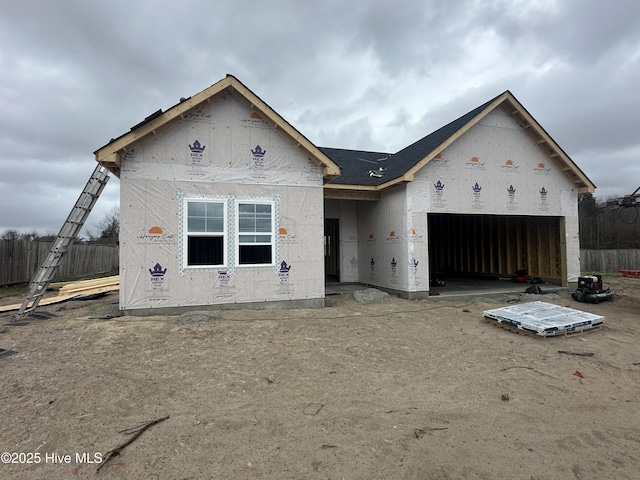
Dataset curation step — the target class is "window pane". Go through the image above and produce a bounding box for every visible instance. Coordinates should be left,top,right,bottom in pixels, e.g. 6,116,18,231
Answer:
207,218,223,232
239,235,271,243
256,204,271,214
238,218,255,232
188,218,206,232
188,202,206,216
188,236,224,266
255,218,272,232
238,203,272,234
207,203,223,217
188,201,224,233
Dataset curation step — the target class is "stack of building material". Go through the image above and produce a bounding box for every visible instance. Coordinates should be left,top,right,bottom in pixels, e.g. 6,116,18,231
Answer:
483,301,604,337
57,276,119,297
0,276,119,313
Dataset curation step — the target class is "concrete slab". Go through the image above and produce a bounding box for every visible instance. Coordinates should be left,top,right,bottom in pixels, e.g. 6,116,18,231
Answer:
326,278,567,300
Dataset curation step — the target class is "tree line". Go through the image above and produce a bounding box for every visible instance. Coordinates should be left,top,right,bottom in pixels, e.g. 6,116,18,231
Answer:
579,193,640,249
1,207,120,245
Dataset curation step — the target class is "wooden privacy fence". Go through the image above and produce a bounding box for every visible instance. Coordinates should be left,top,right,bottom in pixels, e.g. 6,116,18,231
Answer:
0,241,635,285
0,240,119,286
581,249,640,273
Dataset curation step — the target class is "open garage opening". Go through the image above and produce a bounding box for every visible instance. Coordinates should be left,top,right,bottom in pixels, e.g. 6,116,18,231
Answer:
427,213,566,287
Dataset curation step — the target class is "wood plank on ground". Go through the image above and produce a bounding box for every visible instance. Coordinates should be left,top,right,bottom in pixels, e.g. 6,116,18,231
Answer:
0,276,119,313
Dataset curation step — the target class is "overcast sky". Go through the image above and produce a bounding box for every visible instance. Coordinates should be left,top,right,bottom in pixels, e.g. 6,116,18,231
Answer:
1,0,639,236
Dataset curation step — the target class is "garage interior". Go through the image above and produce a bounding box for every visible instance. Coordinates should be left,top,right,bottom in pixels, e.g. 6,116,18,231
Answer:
427,213,566,286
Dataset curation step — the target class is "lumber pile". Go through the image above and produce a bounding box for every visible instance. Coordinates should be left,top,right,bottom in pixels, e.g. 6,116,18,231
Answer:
0,276,119,313
57,276,120,296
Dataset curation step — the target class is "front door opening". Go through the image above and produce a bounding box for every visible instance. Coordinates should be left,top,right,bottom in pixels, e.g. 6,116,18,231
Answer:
324,218,340,282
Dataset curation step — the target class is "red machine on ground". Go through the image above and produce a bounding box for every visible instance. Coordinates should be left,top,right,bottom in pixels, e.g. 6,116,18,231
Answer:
572,275,614,303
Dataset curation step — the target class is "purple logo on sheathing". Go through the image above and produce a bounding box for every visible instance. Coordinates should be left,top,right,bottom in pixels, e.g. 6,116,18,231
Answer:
391,257,397,268
278,261,291,285
472,182,482,194
149,263,167,277
539,187,549,210
370,258,375,272
218,270,231,285
507,185,516,199
433,180,446,207
252,145,266,158
251,145,266,169
149,263,167,289
410,258,419,276
189,140,205,153
279,261,291,273
188,140,206,170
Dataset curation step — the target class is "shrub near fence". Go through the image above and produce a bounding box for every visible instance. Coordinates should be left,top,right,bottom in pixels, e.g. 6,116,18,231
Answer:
0,240,119,286
581,249,640,273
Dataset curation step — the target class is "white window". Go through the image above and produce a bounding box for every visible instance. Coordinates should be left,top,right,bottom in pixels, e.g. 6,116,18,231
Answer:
184,199,227,268
237,202,274,265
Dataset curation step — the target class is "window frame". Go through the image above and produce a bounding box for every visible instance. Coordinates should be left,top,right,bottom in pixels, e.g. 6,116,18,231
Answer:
235,200,276,267
182,198,228,270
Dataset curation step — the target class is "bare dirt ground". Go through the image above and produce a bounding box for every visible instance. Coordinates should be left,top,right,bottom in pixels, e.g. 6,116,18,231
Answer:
0,274,639,480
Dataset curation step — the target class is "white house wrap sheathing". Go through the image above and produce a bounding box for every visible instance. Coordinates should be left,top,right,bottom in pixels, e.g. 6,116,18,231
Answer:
340,108,581,294
356,186,427,292
414,108,581,282
118,94,325,311
418,109,578,216
483,301,604,336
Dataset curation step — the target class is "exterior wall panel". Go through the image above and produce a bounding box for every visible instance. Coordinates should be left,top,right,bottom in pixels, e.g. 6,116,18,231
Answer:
119,94,325,311
410,108,580,283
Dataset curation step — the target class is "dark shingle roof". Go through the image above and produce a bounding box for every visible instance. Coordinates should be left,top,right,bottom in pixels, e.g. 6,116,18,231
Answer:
318,148,393,186
322,93,502,186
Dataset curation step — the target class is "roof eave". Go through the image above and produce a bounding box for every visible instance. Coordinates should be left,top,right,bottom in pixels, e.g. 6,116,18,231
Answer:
393,91,596,194
499,94,596,193
94,75,341,180
399,93,511,186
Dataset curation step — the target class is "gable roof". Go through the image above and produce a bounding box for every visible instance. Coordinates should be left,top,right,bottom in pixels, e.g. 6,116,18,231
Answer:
94,75,341,180
323,91,595,194
95,78,594,195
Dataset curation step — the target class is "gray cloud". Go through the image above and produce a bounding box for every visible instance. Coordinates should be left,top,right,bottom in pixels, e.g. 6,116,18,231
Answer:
1,0,638,235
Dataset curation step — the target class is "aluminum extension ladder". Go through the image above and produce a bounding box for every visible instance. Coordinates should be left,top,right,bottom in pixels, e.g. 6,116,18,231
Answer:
12,164,110,321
